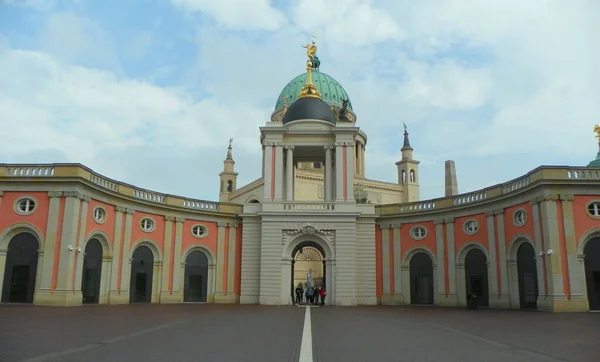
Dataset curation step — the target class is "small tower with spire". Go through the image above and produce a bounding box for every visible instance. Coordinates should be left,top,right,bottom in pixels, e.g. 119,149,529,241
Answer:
395,123,420,203
219,138,239,202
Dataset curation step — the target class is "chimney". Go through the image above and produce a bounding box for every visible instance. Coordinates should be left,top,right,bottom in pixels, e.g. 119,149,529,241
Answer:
445,160,458,197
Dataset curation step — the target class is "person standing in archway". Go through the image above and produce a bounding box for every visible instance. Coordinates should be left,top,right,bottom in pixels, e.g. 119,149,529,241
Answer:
319,286,326,306
295,283,304,305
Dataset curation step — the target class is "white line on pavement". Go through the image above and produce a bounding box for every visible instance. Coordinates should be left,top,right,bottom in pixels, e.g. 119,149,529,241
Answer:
298,305,313,362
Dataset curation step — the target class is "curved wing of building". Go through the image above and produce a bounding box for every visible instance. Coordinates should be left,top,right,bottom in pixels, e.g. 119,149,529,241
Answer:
2,40,600,312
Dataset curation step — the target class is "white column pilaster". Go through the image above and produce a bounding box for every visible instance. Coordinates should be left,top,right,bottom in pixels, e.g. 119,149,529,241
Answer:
335,143,344,201
285,146,294,201
263,144,274,200
325,145,333,201
434,219,445,304
345,142,355,201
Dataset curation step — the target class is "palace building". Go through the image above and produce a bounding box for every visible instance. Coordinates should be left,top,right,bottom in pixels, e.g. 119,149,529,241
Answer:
1,40,600,312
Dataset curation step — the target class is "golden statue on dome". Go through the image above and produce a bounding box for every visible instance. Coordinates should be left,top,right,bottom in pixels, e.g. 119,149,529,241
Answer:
594,124,600,140
302,34,318,61
298,34,322,99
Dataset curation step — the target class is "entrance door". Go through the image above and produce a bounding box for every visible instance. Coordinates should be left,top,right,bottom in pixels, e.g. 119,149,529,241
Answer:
517,242,538,310
184,251,209,302
129,246,154,303
291,242,327,305
410,252,434,305
1,233,39,304
464,248,489,306
584,238,600,310
81,239,103,304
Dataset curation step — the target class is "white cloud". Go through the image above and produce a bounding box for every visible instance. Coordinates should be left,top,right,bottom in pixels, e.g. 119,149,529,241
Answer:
292,0,404,45
0,50,265,175
170,0,286,31
401,60,492,110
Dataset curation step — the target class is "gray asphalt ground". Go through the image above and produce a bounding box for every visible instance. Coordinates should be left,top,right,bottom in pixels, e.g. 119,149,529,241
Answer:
0,304,598,362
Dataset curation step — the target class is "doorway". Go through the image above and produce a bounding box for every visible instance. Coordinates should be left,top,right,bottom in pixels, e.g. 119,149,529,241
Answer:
517,242,538,310
291,242,326,304
184,251,209,302
584,237,600,310
464,248,489,306
81,239,103,304
410,252,434,305
129,246,154,303
1,233,39,304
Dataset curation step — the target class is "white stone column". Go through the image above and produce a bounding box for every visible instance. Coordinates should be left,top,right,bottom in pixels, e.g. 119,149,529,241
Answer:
324,145,333,201
495,209,510,308
434,219,445,305
361,144,366,176
172,217,184,299
486,210,499,300
38,191,63,293
560,194,586,306
531,199,547,301
119,208,135,301
345,142,355,201
285,146,294,201
227,223,238,295
160,216,174,302
109,206,125,304
274,145,284,201
263,144,274,200
381,224,391,300
215,222,227,301
445,217,457,305
392,224,402,302
335,143,344,201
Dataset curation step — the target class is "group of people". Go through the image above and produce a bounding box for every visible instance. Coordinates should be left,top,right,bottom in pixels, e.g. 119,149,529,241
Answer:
295,282,326,306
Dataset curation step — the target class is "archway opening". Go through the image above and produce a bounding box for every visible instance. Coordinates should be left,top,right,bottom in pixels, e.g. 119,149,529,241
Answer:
464,248,489,306
81,239,103,304
584,237,600,310
184,250,209,302
129,245,154,303
410,252,434,305
1,233,39,304
291,241,326,304
517,242,538,310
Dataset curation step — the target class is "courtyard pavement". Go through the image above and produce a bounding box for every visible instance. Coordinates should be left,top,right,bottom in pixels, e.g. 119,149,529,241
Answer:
0,304,598,362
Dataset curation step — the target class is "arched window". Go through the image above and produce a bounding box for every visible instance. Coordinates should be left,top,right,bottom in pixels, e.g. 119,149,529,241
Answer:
409,169,416,182
227,180,233,192
401,170,406,184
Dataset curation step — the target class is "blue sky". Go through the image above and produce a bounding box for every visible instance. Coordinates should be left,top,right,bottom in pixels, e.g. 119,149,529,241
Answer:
0,0,598,202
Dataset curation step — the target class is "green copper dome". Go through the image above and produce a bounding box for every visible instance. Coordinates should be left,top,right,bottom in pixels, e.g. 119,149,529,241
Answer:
275,60,352,111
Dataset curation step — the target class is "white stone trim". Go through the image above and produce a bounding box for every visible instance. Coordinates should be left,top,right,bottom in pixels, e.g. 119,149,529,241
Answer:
191,224,209,239
92,206,107,224
139,217,156,233
13,195,38,216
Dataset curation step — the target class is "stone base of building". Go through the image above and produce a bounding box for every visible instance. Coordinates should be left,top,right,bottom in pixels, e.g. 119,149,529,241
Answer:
334,296,358,306
489,294,511,309
436,294,458,307
214,293,237,304
380,294,404,306
357,295,378,305
160,291,183,304
537,296,589,312
240,294,259,304
107,290,130,305
35,289,83,306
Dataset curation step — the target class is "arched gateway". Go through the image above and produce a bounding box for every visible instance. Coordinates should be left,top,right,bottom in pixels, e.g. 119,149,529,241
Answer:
282,233,334,306
291,242,326,303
